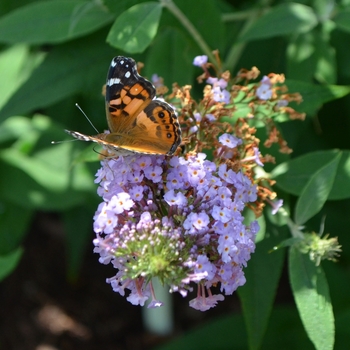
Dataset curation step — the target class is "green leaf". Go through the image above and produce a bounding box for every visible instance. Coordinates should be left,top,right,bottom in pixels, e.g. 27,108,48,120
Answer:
313,28,336,84
107,2,162,53
239,3,318,42
333,9,350,33
271,150,350,200
161,0,226,54
0,247,23,281
0,0,113,44
0,31,116,120
0,160,94,210
289,247,334,350
0,45,39,111
102,0,142,15
144,27,194,86
0,202,33,254
285,80,350,115
0,115,97,210
286,32,318,82
294,152,341,225
154,313,248,350
238,224,286,350
0,115,94,193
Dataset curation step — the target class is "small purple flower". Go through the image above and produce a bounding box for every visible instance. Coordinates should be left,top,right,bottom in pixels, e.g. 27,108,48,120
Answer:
219,133,242,148
194,112,202,122
256,75,272,100
207,77,228,89
218,164,237,184
212,86,231,103
189,292,225,311
212,205,232,223
192,212,210,230
194,255,215,280
205,113,216,121
193,55,208,66
271,199,283,215
129,185,144,201
109,192,134,213
253,147,264,166
189,125,198,134
127,289,150,306
127,171,144,183
134,156,152,171
163,189,187,207
144,165,163,183
151,74,163,88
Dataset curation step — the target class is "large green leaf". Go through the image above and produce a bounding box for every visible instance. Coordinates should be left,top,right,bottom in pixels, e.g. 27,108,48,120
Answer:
285,80,350,115
0,45,43,111
107,2,162,53
0,160,94,211
333,9,350,33
144,27,195,87
155,313,248,350
0,31,116,121
286,30,336,85
239,3,318,42
286,32,318,82
0,0,113,44
271,150,350,200
238,224,287,350
313,29,336,85
289,247,334,350
294,152,341,225
0,115,97,210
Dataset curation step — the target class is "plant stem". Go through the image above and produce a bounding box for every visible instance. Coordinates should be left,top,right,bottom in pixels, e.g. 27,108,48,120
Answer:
160,0,218,70
224,1,271,70
222,9,260,22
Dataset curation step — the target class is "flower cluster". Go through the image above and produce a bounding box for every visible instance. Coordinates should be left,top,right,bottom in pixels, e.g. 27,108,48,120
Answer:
297,232,342,266
92,55,303,310
93,143,259,310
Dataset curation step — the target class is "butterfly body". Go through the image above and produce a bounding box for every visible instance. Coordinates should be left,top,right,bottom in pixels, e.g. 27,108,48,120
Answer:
66,56,181,156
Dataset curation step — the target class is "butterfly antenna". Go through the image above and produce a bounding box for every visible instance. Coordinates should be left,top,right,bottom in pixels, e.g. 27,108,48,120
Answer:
75,103,99,133
51,139,78,145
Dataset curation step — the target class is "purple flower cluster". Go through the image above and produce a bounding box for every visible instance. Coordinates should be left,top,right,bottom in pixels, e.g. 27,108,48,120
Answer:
92,135,259,311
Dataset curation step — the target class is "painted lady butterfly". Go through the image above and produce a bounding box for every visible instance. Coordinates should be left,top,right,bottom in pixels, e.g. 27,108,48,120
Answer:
66,56,182,156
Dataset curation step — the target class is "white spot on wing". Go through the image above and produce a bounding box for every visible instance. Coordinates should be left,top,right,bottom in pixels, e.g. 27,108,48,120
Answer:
111,59,117,67
125,71,131,78
107,78,121,86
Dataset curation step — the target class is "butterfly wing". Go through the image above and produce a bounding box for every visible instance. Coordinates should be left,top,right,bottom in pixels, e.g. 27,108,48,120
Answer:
103,99,182,155
105,56,155,133
105,56,181,155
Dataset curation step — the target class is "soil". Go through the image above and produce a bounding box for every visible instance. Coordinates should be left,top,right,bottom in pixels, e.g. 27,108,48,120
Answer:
0,212,246,350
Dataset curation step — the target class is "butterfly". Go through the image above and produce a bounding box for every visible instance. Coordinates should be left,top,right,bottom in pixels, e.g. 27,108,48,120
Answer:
65,56,182,156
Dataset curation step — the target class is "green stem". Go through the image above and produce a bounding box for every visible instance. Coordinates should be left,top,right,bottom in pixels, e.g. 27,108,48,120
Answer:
224,0,272,69
278,207,304,239
222,9,260,22
160,0,217,70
